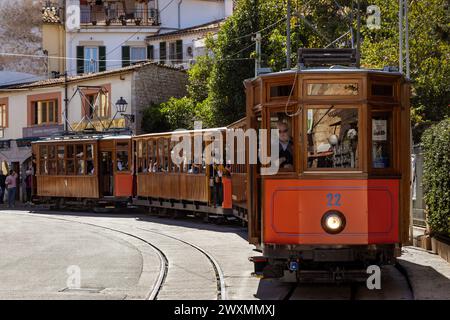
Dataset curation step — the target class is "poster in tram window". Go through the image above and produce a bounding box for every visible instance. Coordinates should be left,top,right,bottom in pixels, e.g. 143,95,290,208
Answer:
372,119,387,141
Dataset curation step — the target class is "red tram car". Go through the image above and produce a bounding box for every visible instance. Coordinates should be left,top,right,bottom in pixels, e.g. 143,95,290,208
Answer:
244,59,411,281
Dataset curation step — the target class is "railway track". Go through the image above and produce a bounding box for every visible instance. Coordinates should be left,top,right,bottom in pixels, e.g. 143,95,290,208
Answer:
11,211,226,300
281,264,414,300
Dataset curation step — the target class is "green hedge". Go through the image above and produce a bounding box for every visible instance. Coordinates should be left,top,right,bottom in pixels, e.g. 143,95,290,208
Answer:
422,118,450,237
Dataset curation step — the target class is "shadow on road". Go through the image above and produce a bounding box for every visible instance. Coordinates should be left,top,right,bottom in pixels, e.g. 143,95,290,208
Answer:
15,207,249,241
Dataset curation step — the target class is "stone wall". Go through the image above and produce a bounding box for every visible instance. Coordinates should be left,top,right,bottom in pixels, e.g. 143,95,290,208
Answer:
131,63,188,134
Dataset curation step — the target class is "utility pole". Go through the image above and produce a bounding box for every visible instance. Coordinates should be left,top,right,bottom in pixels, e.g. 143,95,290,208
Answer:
399,0,403,74
405,0,410,79
286,0,291,69
252,32,262,77
64,71,69,132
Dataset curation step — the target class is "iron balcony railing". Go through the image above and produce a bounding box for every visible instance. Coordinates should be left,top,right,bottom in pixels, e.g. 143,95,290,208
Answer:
80,6,160,27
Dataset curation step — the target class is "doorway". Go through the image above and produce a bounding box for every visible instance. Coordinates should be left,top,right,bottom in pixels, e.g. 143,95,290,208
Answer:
100,151,113,196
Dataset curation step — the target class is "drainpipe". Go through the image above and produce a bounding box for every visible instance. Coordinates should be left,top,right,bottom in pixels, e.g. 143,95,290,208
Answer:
178,0,183,29
64,71,68,133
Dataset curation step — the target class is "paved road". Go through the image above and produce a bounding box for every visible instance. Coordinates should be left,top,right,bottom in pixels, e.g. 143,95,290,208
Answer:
1,209,447,300
0,213,161,299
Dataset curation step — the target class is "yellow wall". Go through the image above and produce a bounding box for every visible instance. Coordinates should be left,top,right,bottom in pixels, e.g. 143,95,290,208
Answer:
42,23,66,75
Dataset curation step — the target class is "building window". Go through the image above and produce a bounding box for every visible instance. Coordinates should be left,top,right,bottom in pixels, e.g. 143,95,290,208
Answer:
84,47,99,73
130,47,147,64
168,40,183,63
33,100,58,125
0,104,7,128
169,42,176,62
85,92,109,119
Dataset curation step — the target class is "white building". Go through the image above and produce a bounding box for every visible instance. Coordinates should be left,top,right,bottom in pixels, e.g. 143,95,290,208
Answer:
63,0,233,75
0,62,187,201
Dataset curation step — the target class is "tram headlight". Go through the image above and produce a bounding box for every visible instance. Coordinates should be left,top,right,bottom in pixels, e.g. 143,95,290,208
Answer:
321,211,346,234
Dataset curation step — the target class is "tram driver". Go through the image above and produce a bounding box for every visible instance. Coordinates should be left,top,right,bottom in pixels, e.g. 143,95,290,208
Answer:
277,121,294,170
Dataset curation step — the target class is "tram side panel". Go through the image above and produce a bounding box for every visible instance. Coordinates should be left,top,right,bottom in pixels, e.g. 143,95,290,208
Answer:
33,141,100,200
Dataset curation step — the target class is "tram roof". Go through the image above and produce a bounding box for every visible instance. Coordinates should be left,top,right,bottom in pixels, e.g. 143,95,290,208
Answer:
33,134,132,144
249,66,403,81
134,127,229,139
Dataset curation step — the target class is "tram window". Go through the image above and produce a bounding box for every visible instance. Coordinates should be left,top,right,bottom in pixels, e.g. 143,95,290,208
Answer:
77,159,85,175
39,145,48,159
270,113,294,171
67,145,75,158
372,112,392,169
270,84,293,98
307,83,358,96
39,146,48,175
372,84,393,97
142,140,147,172
76,145,84,158
48,160,57,175
87,160,94,175
48,145,56,159
86,144,94,159
148,140,155,172
116,151,129,171
307,107,359,169
67,160,75,175
57,145,65,175
57,146,65,159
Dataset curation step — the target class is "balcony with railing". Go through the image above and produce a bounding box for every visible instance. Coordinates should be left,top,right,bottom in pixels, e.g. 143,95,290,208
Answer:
80,5,160,27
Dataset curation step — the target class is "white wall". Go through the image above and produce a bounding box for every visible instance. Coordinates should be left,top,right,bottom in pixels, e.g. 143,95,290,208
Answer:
66,30,153,76
159,0,225,31
0,74,133,140
64,0,231,75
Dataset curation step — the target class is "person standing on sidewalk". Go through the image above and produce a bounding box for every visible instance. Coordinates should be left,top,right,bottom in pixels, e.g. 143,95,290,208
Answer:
0,171,6,204
5,170,18,208
25,170,33,204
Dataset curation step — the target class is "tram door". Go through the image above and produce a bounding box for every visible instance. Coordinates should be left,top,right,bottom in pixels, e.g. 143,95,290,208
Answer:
100,151,114,196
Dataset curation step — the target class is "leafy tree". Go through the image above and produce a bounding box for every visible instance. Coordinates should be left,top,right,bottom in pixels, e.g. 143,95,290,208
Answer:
141,102,170,133
206,0,355,126
160,97,197,130
422,118,450,237
359,0,450,140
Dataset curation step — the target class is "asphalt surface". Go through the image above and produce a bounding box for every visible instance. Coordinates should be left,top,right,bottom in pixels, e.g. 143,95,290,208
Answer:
0,209,448,300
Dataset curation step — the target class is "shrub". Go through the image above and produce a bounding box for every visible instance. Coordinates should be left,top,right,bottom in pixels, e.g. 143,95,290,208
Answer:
422,118,450,237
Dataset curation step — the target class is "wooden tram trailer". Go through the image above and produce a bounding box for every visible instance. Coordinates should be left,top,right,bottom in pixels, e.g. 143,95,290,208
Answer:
132,128,237,221
244,65,411,281
32,134,134,209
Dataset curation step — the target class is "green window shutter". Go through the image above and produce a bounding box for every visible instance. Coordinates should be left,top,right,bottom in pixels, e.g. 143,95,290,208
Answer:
176,40,183,62
159,42,166,62
122,46,130,67
76,46,84,74
147,45,154,60
99,46,106,72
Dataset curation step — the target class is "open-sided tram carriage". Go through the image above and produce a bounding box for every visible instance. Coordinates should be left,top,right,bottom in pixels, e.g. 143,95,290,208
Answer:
32,134,134,210
245,56,411,281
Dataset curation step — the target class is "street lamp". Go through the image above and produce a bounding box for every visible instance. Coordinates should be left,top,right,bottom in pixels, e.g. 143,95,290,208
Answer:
115,96,128,113
115,97,134,123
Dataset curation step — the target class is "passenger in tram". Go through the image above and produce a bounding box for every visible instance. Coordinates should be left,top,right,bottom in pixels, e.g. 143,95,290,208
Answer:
277,121,294,170
117,160,124,171
213,163,224,207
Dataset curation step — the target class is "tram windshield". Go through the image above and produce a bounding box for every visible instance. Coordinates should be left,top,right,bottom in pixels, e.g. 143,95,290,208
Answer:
307,107,359,169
